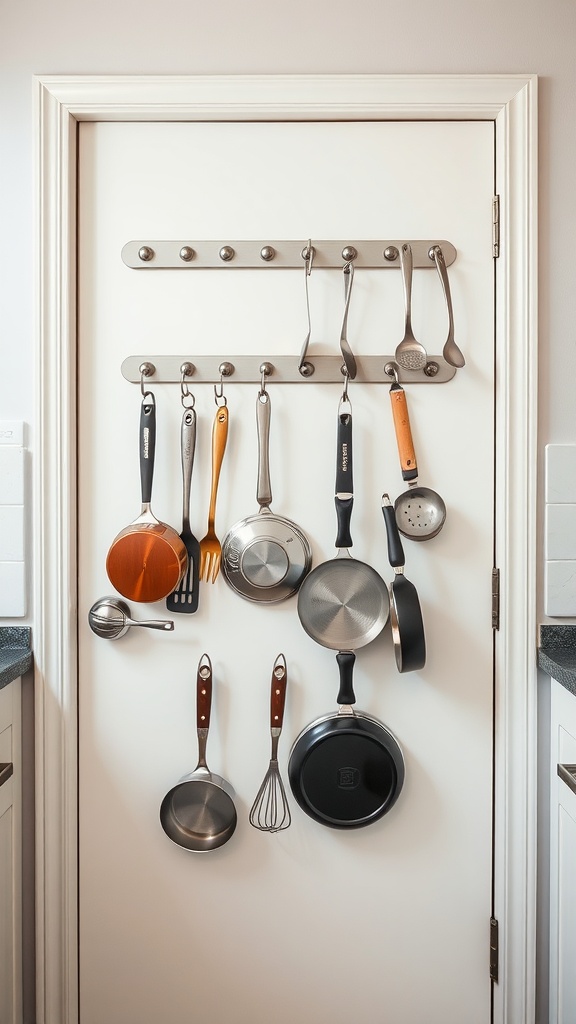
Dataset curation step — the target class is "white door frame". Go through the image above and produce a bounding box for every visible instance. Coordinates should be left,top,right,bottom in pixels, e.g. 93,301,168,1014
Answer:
33,73,538,1024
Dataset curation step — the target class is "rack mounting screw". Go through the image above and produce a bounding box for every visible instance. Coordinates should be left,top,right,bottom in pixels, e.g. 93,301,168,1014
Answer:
424,362,440,377
260,246,276,262
384,246,399,262
138,246,155,262
179,246,195,262
219,246,235,262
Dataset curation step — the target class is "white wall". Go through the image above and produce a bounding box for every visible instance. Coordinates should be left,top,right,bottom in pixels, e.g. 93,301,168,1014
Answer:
1,0,574,625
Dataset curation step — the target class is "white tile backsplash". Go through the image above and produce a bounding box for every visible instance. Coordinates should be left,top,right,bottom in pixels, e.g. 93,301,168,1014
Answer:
0,562,26,617
546,445,576,503
0,506,24,561
0,447,24,504
546,504,576,560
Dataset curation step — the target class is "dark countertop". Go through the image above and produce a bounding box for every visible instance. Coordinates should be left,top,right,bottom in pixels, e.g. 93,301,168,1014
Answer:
0,627,32,690
539,625,576,696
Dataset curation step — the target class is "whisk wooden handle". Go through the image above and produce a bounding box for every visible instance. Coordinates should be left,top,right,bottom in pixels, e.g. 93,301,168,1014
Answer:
270,654,287,730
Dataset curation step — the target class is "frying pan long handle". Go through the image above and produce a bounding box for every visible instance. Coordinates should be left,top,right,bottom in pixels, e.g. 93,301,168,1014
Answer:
336,651,356,706
382,494,405,569
256,391,272,509
335,404,353,549
270,653,287,730
389,382,418,483
139,391,156,505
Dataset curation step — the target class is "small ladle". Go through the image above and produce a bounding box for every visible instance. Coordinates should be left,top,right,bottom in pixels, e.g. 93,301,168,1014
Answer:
88,596,174,640
388,368,447,541
430,245,466,368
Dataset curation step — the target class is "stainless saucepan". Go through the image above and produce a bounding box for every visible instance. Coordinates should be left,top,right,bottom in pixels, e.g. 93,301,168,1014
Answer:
160,654,237,853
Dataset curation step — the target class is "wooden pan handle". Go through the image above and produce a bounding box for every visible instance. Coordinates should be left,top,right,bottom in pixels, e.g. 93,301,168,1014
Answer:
389,382,418,483
270,654,287,730
196,654,212,731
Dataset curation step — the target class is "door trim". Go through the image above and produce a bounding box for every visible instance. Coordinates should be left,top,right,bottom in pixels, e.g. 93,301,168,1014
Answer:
33,73,538,1024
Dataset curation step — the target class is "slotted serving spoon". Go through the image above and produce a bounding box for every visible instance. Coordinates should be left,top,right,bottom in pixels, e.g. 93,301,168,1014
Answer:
394,243,428,371
167,407,200,613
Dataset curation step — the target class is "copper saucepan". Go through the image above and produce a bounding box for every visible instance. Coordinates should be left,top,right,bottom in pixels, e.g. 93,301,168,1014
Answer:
106,391,187,602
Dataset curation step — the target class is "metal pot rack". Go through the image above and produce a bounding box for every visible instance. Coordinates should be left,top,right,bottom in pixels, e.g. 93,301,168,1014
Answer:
120,238,460,386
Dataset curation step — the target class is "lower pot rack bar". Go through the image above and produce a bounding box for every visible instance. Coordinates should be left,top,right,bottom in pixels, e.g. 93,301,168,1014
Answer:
121,355,456,386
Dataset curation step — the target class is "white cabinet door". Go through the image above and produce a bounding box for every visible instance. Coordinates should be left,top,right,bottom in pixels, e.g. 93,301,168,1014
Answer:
550,680,576,1024
0,680,22,1024
78,120,494,1024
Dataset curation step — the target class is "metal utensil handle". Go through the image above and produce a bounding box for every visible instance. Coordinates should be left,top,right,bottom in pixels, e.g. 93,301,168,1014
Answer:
401,243,414,333
335,401,353,549
381,494,405,569
207,406,229,528
389,381,418,482
336,651,356,706
139,391,156,504
127,617,174,632
433,246,454,334
256,390,272,509
270,653,287,731
181,407,196,529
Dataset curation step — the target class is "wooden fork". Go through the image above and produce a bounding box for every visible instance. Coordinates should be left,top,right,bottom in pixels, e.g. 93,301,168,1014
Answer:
199,404,229,582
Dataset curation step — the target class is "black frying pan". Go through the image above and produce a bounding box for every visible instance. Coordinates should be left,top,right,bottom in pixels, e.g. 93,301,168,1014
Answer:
288,651,405,829
381,494,426,673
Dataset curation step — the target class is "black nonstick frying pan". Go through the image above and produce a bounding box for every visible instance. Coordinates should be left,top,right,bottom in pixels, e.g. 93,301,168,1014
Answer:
381,494,426,673
288,651,405,829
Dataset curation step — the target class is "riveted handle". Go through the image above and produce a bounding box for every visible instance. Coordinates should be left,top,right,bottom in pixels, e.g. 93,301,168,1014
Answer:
196,654,213,732
270,654,287,730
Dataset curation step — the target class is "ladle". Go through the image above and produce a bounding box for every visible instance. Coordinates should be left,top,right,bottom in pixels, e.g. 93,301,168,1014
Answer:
430,245,466,368
88,596,174,640
388,370,447,541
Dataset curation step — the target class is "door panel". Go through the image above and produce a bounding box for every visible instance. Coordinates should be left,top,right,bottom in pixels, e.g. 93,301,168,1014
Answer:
78,120,494,1023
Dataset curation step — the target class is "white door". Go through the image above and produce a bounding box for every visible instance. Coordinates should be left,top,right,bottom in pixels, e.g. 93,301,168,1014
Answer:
77,119,495,1024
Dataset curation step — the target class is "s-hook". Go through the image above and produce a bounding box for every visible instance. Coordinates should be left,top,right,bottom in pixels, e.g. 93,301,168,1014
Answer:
214,362,233,406
298,240,315,377
180,362,195,409
339,260,357,380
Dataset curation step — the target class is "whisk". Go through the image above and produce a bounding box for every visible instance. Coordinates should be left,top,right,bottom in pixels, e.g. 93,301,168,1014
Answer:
249,654,291,833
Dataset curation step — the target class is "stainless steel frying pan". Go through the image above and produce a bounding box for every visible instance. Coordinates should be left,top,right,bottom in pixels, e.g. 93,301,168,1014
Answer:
297,396,389,650
222,388,311,602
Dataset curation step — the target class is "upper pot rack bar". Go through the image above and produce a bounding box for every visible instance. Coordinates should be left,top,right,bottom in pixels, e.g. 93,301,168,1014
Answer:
121,239,457,270
121,355,456,385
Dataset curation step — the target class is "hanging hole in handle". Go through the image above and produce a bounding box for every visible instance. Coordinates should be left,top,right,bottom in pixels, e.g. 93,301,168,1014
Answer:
259,362,273,397
180,363,195,408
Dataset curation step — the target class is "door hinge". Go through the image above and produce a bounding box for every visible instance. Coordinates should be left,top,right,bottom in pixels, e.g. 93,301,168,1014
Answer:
490,917,499,982
492,195,500,258
492,568,500,630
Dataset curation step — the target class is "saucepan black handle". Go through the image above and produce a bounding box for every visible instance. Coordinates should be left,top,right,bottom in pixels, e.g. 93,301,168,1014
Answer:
139,391,156,505
336,651,356,706
382,493,405,569
335,402,353,549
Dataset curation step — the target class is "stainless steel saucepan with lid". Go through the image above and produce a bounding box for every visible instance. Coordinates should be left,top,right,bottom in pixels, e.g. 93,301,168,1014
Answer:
221,387,311,602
